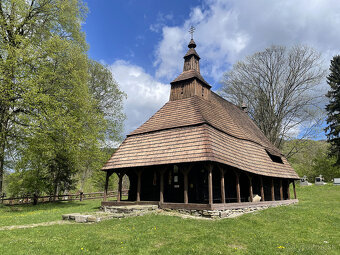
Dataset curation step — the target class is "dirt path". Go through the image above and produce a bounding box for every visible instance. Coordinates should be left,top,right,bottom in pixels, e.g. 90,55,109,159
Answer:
0,220,74,231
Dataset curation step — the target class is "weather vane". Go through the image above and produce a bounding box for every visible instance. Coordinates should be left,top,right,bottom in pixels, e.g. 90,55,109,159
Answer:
189,26,195,39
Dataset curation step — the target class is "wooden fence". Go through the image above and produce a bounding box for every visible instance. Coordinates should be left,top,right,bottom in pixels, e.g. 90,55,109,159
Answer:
0,190,129,206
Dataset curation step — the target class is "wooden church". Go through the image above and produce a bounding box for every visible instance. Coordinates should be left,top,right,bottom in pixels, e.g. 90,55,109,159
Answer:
101,35,299,211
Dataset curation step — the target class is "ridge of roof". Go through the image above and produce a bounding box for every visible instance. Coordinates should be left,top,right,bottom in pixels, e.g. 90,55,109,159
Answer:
209,92,282,155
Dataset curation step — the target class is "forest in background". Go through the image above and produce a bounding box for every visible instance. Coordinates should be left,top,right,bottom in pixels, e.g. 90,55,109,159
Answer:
282,140,340,182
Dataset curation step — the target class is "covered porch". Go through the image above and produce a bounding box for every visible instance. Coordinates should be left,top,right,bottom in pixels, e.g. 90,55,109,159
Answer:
102,162,298,211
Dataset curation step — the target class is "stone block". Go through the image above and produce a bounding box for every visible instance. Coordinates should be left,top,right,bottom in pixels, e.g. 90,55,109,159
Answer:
75,215,91,223
202,210,210,216
211,211,220,216
68,213,81,220
111,213,124,218
220,211,230,218
150,205,158,210
253,194,261,202
87,216,98,222
62,214,70,220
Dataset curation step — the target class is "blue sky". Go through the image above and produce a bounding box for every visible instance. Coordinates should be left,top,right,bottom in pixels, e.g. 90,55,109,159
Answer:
84,0,201,82
82,0,340,139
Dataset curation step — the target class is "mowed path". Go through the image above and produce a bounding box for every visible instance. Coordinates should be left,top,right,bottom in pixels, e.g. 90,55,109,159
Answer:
0,220,74,231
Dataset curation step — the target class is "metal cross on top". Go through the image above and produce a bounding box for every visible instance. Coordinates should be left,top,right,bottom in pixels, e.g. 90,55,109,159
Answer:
189,26,195,39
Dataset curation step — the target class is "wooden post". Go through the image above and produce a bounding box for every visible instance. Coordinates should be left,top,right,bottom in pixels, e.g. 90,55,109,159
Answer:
117,172,123,202
208,165,213,205
287,180,291,200
160,169,165,204
293,181,297,199
136,170,142,202
235,172,241,203
248,175,253,202
279,179,283,200
271,178,275,201
260,176,265,201
184,170,189,204
219,166,225,203
103,170,112,202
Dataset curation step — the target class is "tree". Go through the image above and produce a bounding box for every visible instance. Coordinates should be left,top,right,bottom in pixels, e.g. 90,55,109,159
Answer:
13,36,98,197
88,60,126,143
0,0,88,194
220,45,326,151
311,153,340,182
77,60,126,191
325,55,340,165
283,139,340,181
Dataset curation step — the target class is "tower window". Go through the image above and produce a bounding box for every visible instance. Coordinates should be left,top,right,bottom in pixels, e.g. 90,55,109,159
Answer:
181,85,184,94
202,87,204,97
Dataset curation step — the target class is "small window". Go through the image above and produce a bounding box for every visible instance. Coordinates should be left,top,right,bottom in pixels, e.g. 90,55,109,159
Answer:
202,87,204,97
181,85,184,94
266,150,283,164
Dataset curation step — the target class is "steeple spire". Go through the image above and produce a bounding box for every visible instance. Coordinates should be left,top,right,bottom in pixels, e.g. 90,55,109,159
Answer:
183,26,200,72
169,29,211,101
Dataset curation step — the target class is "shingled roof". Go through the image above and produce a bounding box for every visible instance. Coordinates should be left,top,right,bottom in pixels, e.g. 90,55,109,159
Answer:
171,69,210,87
103,91,298,179
102,37,299,180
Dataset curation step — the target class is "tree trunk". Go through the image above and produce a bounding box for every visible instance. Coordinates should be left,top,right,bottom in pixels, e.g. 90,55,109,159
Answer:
0,105,10,195
0,117,8,195
53,169,59,201
0,151,4,195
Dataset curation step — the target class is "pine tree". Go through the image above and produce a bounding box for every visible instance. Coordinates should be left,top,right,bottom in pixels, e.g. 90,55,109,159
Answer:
325,55,340,165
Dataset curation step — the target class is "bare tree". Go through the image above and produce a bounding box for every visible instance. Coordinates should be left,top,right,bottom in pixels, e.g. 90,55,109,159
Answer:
220,45,326,152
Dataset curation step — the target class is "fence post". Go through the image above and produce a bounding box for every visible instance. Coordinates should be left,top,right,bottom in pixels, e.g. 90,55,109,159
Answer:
80,192,83,201
33,193,38,205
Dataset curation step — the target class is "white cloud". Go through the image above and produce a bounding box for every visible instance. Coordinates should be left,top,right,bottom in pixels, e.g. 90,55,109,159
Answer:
108,0,340,138
154,0,340,86
150,12,175,33
154,26,187,80
109,60,170,136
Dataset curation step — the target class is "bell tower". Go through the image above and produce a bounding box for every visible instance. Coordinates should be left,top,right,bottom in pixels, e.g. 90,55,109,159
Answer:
169,26,211,101
183,39,200,72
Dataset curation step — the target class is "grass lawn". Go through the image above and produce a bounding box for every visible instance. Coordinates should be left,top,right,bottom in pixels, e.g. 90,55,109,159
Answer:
0,185,339,255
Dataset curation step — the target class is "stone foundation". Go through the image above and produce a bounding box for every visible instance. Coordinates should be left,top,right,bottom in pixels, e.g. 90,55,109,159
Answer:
163,205,269,219
101,204,159,218
63,200,298,222
100,200,298,219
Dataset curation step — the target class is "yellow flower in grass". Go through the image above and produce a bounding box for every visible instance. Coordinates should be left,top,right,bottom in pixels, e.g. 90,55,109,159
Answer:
277,246,285,249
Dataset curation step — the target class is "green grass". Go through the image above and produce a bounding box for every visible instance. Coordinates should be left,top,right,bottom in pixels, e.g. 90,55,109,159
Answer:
0,199,100,227
0,185,339,254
